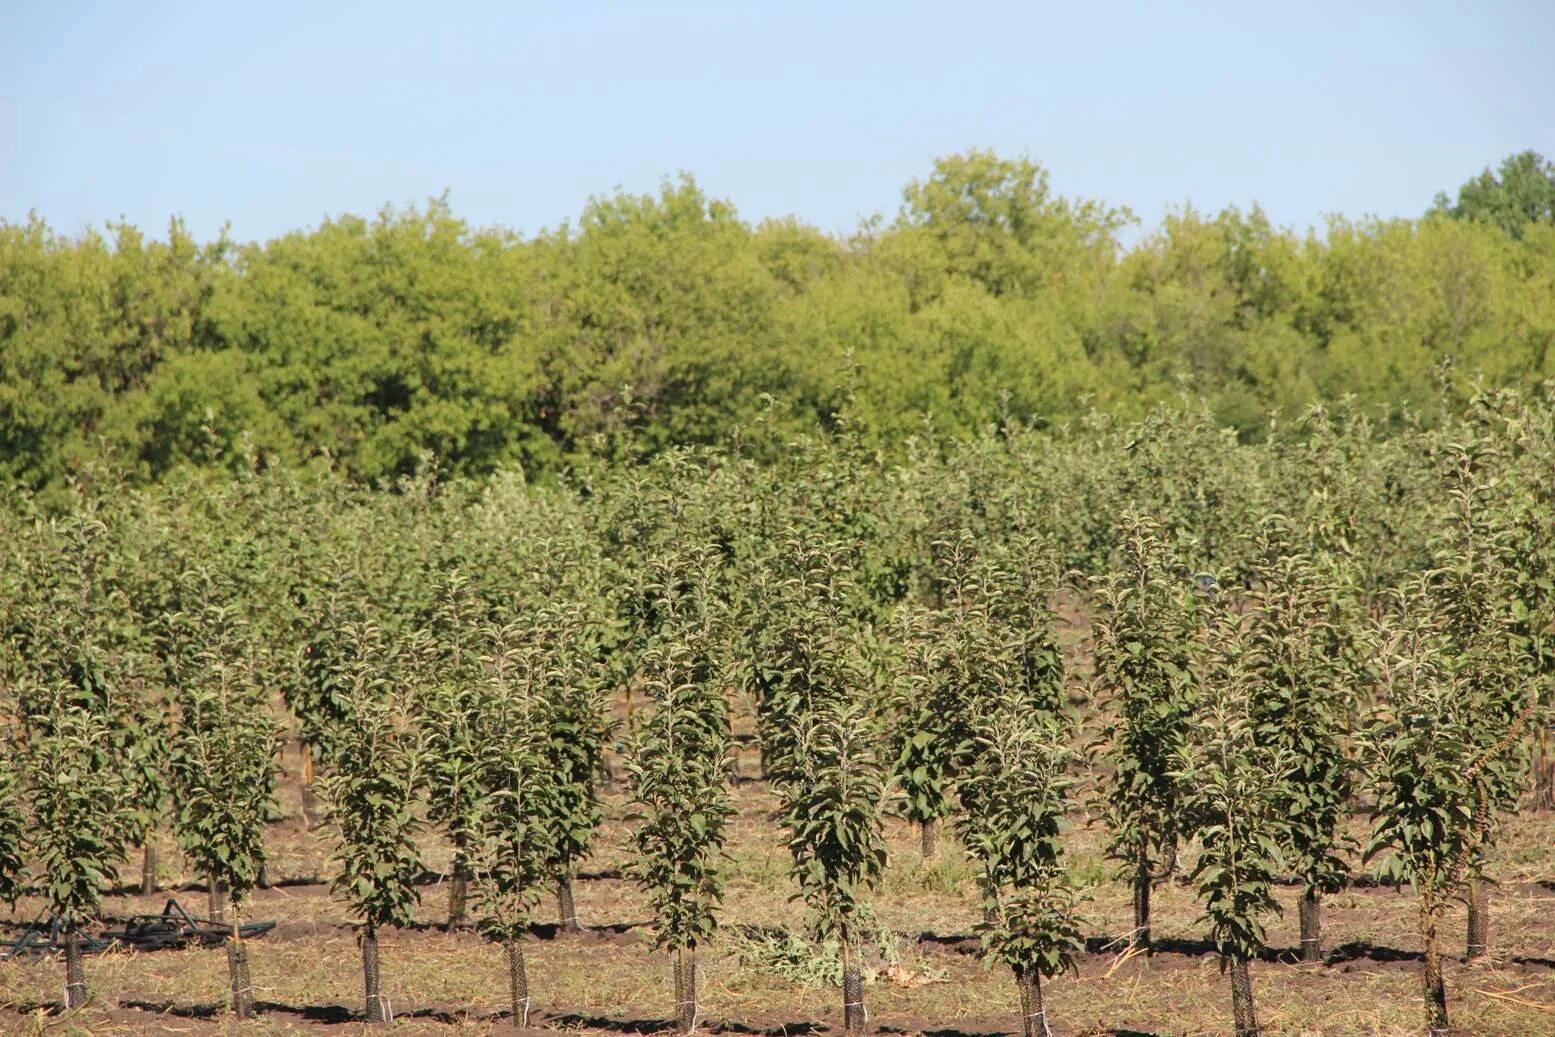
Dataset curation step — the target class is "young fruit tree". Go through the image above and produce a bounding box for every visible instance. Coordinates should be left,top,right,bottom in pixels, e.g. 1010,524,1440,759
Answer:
751,533,887,1036
1428,440,1533,958
537,598,611,935
421,570,489,928
291,574,361,827
628,546,735,1032
470,622,559,1028
929,535,1079,1037
0,750,24,906
1182,581,1288,1037
167,599,283,1018
784,700,888,1036
1244,517,1354,961
1090,514,1198,951
22,693,129,1009
959,691,1084,1037
1363,577,1529,1037
320,621,428,1024
888,696,953,862
9,502,172,904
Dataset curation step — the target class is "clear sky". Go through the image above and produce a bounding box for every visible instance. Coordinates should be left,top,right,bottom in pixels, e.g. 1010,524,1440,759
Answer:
3,1,1552,245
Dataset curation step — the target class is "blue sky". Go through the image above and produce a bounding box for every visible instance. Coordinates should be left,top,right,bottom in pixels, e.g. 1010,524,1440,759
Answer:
2,1,1552,244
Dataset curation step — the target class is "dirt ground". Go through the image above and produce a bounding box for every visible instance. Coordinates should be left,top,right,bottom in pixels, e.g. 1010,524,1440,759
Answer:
2,719,1552,1037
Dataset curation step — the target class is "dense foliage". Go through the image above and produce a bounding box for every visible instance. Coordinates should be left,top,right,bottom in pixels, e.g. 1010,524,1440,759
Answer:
0,372,1550,1032
4,151,1555,492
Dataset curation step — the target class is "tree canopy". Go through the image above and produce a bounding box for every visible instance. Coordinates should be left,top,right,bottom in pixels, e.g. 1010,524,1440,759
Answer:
4,150,1553,492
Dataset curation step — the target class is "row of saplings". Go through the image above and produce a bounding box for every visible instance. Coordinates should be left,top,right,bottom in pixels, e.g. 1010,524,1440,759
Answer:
0,488,1545,1037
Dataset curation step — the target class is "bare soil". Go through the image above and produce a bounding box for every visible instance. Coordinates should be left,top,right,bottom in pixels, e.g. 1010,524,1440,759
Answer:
1,713,1551,1037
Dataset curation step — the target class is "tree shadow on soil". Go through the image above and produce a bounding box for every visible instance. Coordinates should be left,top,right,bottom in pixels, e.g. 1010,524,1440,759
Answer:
121,997,463,1024
886,1029,1161,1037
544,1012,824,1035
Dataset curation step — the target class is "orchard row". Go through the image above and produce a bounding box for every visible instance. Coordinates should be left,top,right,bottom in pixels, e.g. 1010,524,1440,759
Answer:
1,389,1551,1037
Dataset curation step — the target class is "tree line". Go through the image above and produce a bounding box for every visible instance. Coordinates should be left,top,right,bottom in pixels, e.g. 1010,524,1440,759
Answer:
0,386,1550,1036
2,150,1554,494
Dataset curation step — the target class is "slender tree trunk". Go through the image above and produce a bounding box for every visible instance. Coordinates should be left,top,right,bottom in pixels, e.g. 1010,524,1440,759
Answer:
1466,875,1490,959
505,937,531,1028
1534,728,1551,809
209,875,228,923
64,928,87,1009
141,840,157,895
1016,967,1052,1037
841,939,865,1035
725,688,742,784
448,860,470,929
301,743,319,830
557,875,581,933
920,817,938,861
674,947,697,1034
363,925,390,1023
1132,857,1152,952
228,903,254,1018
1421,905,1449,1037
1299,888,1322,962
1228,957,1259,1037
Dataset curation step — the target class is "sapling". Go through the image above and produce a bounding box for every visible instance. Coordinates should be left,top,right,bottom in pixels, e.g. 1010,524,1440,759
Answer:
1429,440,1530,959
167,601,282,1018
958,691,1084,1037
537,599,610,935
751,532,887,1035
882,599,952,862
23,693,129,1009
422,570,489,928
783,700,888,1036
9,502,171,905
1363,582,1514,1037
0,749,27,907
628,546,734,1033
1244,517,1353,961
470,624,558,1029
889,698,953,862
292,575,359,827
1182,580,1288,1037
1091,514,1198,950
320,621,427,1024
927,533,1079,1037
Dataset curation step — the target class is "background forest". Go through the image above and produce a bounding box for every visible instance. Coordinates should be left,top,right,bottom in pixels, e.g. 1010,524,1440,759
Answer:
2,148,1554,491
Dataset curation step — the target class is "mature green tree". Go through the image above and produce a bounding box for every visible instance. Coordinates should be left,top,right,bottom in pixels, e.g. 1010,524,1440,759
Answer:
1433,151,1555,239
